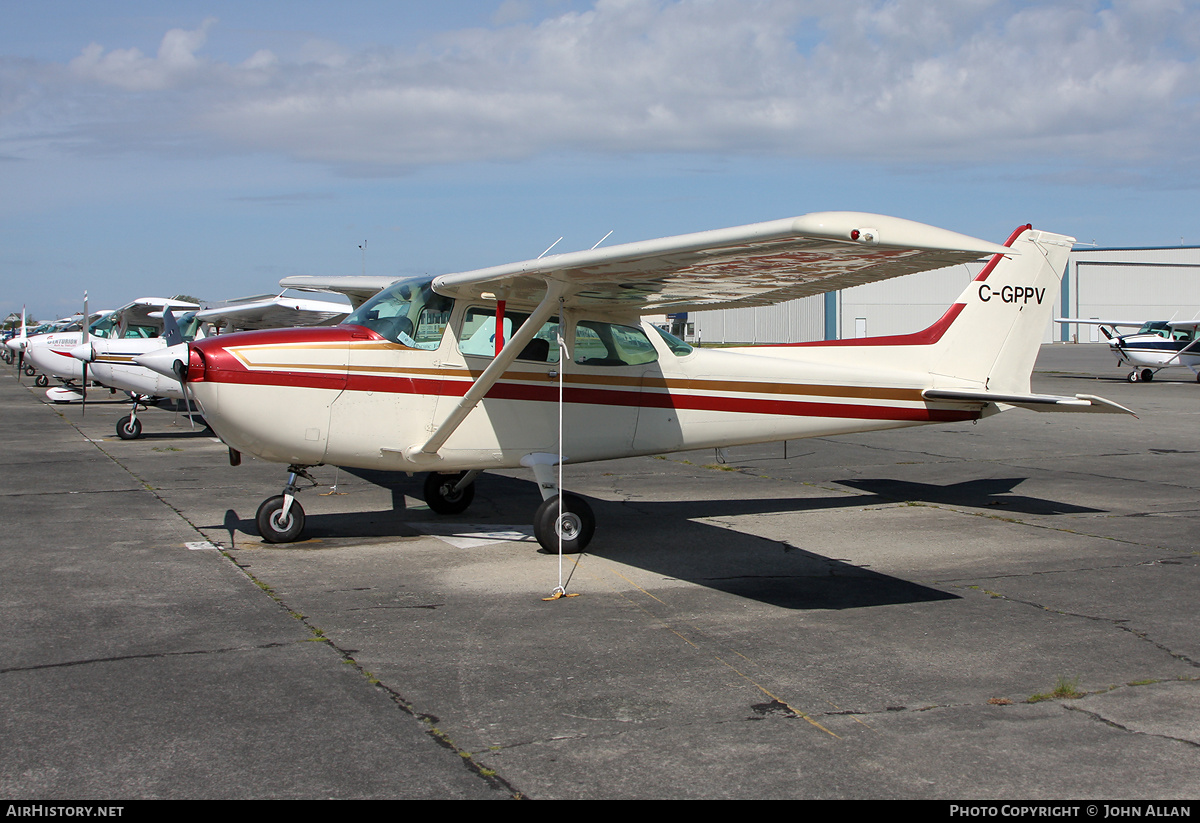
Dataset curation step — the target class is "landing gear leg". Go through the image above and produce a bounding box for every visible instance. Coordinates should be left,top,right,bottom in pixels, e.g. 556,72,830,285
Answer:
524,455,594,554
116,396,149,439
256,465,317,543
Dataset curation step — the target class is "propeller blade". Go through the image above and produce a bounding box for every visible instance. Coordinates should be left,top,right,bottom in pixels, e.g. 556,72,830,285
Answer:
16,306,26,378
171,347,195,430
158,308,195,429
81,291,89,415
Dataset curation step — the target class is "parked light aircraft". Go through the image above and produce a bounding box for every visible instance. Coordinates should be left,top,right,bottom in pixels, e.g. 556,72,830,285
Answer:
136,212,1134,553
69,293,351,438
25,298,197,389
1055,318,1200,382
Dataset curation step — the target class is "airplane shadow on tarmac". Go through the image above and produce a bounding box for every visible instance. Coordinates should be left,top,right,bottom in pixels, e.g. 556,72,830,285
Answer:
211,468,1102,611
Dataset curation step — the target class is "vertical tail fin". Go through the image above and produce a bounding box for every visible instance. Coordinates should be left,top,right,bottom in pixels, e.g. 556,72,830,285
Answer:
929,226,1074,394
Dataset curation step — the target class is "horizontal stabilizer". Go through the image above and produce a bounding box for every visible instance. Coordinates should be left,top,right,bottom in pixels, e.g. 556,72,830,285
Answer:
1055,318,1146,328
923,388,1136,416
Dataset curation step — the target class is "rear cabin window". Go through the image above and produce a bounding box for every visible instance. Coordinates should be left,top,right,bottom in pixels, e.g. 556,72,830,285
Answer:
460,310,658,367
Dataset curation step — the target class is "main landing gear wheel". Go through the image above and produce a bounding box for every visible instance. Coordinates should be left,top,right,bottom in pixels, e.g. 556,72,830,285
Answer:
424,472,475,515
24,365,35,377
116,414,142,440
534,493,595,554
256,495,306,543
35,374,48,387
1141,369,1155,383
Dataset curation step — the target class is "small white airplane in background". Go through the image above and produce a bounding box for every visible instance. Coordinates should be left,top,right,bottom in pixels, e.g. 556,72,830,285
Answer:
10,308,116,384
69,292,352,438
25,297,198,392
1055,317,1200,382
137,212,1134,553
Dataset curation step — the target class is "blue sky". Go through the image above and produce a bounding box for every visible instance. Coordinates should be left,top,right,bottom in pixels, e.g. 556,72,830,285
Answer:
3,0,1199,320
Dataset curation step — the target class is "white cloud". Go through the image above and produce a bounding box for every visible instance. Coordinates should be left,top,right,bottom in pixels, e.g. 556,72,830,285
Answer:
7,1,1200,176
67,17,219,91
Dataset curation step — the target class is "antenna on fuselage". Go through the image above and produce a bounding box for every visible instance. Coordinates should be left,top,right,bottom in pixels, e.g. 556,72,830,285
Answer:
590,230,614,250
538,238,563,259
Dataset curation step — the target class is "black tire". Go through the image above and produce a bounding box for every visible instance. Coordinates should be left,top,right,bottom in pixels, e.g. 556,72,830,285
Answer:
24,365,35,377
1127,371,1139,383
533,493,595,554
1141,369,1155,383
256,495,305,543
116,415,142,440
35,374,48,387
424,472,475,515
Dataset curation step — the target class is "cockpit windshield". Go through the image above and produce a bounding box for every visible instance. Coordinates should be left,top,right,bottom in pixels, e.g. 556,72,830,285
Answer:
1137,321,1171,337
345,277,453,349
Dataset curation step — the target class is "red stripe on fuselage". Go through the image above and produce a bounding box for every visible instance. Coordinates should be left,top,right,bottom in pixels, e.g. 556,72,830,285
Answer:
201,365,977,424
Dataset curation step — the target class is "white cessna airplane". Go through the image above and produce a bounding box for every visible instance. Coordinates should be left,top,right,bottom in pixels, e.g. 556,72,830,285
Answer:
137,212,1133,553
25,297,198,392
1055,317,1200,382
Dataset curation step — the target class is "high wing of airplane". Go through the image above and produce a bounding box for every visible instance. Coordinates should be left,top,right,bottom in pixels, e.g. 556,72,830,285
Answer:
1055,317,1200,382
136,212,1134,554
277,276,402,310
191,292,351,332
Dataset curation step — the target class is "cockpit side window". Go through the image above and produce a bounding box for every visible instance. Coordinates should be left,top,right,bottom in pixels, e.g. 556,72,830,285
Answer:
460,307,561,363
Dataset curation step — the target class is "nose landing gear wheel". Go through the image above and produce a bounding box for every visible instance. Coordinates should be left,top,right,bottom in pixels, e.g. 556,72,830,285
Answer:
116,415,142,439
423,472,476,515
35,374,48,387
256,495,306,543
534,493,595,554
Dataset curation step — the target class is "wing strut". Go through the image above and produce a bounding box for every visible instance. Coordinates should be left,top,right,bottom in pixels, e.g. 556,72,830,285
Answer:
1162,338,1200,365
402,280,566,462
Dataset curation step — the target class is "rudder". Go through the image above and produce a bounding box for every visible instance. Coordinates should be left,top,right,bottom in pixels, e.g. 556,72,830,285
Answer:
930,226,1075,394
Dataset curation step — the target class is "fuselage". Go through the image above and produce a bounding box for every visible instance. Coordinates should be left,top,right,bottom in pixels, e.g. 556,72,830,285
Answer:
185,308,980,472
25,332,86,381
81,336,183,398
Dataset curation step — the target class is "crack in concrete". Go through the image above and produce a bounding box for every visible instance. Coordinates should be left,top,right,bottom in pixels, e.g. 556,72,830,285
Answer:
1064,703,1200,750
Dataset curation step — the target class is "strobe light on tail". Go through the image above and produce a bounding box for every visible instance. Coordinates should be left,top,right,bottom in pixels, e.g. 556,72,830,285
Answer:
135,212,1134,551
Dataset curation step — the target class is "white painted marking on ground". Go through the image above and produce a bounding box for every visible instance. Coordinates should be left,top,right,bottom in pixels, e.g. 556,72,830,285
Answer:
409,523,535,548
185,541,220,551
